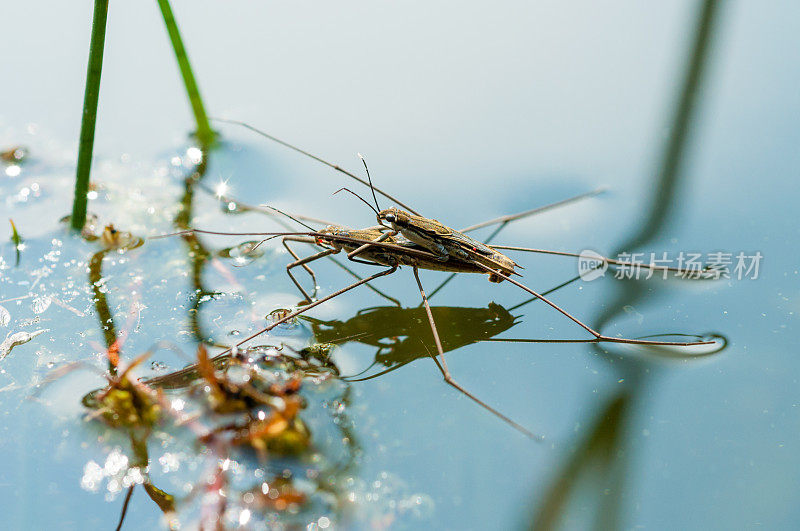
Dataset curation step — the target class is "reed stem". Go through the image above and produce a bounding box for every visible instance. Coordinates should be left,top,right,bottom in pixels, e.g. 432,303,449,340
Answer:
70,0,109,231
156,0,216,146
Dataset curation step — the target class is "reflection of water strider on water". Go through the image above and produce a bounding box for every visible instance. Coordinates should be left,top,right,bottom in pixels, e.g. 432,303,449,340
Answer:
302,302,520,380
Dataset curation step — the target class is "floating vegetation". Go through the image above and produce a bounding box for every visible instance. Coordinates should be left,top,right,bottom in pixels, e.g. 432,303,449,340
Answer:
9,218,23,266
29,295,51,315
60,212,101,241
267,308,297,327
1,145,28,163
81,353,162,431
68,336,364,527
98,224,144,251
0,328,47,361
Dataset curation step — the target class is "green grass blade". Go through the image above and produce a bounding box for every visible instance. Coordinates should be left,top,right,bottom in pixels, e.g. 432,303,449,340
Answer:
9,218,22,266
156,0,216,146
71,0,109,231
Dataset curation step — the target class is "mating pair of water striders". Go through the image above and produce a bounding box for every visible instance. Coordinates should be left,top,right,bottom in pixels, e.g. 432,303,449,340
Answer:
168,118,719,439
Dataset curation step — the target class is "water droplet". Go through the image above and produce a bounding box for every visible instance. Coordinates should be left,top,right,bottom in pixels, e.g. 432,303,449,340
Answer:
80,461,104,492
31,296,51,314
186,146,203,164
403,493,435,518
5,165,21,178
217,241,265,266
220,200,246,215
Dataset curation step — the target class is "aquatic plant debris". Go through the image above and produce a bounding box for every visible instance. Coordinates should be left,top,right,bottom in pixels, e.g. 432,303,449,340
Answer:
0,328,48,361
9,218,23,266
1,146,29,163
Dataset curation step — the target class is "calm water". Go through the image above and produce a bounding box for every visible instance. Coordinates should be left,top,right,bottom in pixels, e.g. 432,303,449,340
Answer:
1,1,799,529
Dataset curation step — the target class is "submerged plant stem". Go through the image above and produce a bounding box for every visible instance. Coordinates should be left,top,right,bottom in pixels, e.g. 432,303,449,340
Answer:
156,0,215,146
71,0,109,231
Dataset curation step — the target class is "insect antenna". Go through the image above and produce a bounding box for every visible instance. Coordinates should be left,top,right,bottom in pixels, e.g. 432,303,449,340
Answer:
332,187,380,217
261,205,317,231
357,153,381,212
211,118,421,215
150,229,309,240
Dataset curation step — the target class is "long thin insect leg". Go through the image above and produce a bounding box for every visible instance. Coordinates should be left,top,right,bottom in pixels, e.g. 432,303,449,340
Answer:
346,231,398,261
506,273,584,312
476,263,713,347
489,246,713,278
458,188,605,233
212,265,399,359
282,237,336,301
328,255,402,307
412,267,543,440
150,229,307,240
280,221,401,305
143,267,399,386
196,181,336,226
286,248,337,302
426,189,602,302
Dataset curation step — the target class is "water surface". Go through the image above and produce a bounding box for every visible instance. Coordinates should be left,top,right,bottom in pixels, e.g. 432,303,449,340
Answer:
1,1,799,529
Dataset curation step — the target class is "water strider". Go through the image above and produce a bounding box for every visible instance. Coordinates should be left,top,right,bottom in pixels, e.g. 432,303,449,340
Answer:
157,120,722,438
209,119,716,345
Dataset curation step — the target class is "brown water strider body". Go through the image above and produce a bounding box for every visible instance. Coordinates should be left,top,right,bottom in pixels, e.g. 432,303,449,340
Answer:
376,207,520,282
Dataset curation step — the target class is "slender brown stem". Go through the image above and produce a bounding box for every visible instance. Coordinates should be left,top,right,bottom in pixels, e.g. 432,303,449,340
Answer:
115,485,135,531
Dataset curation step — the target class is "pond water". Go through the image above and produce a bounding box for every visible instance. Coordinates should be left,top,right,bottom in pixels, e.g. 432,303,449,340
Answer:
1,1,799,529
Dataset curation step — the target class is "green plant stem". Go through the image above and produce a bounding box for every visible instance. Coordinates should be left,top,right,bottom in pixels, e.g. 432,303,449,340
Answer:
9,218,22,266
156,0,215,146
71,0,110,231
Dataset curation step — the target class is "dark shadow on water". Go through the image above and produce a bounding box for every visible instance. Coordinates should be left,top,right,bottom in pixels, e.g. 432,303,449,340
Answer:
303,302,521,380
